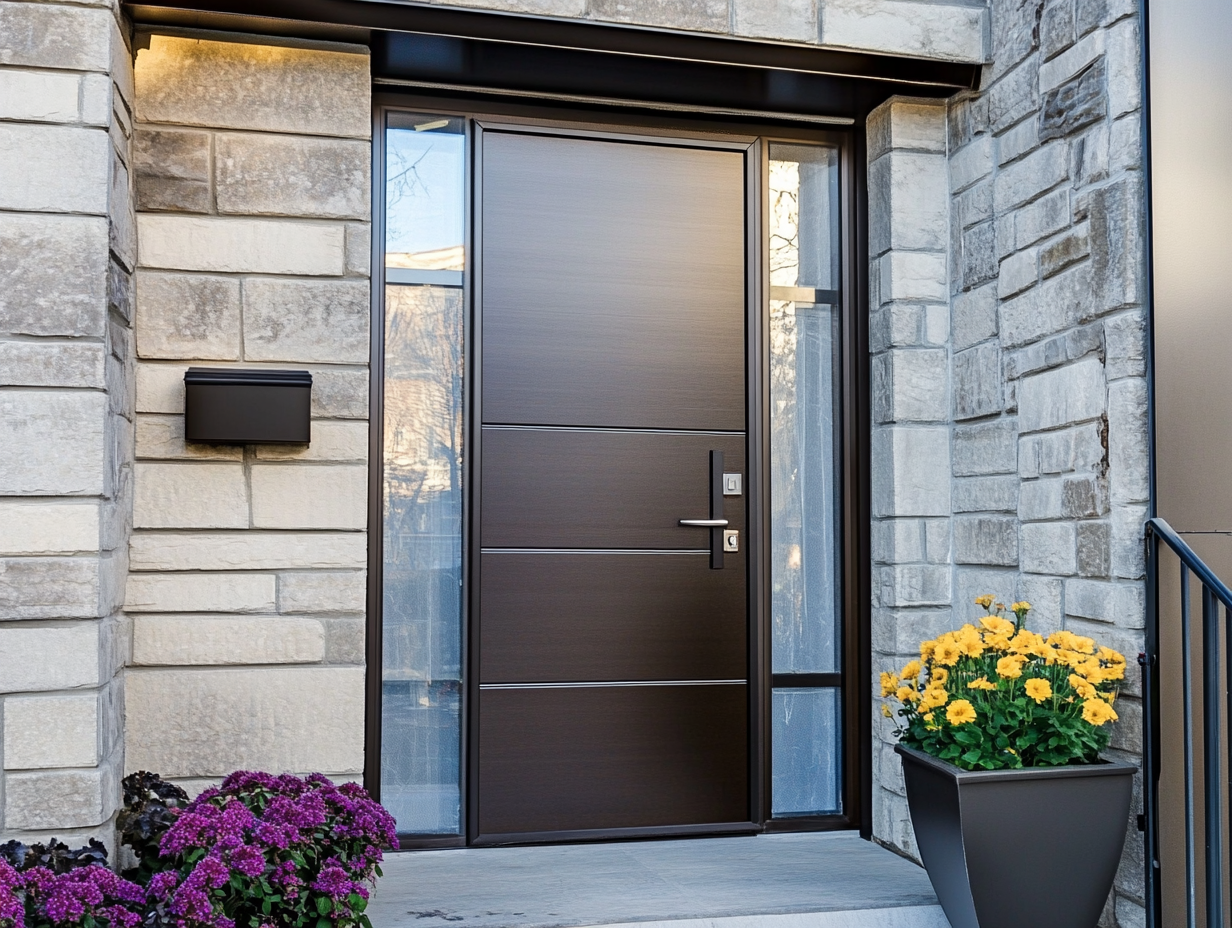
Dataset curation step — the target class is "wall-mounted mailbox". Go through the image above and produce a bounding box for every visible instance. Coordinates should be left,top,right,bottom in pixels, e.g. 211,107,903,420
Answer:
184,368,312,444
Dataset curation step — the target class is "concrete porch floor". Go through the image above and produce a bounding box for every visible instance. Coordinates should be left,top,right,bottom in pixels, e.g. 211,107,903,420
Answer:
366,832,951,928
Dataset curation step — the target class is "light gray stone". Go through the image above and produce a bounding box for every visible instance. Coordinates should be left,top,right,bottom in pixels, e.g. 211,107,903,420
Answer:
1040,57,1107,142
215,133,370,219
250,464,367,530
868,97,947,162
5,769,112,830
872,427,952,517
880,251,948,304
953,343,1003,420
242,279,369,363
591,0,727,32
1014,189,1072,250
996,118,1039,167
0,69,80,122
949,136,992,193
0,123,110,213
1018,575,1065,635
254,421,368,462
999,247,1038,301
1020,477,1065,521
1077,520,1111,577
953,475,1019,513
138,215,346,276
954,179,993,230
0,623,99,693
1018,356,1106,433
951,284,997,350
821,0,986,63
0,392,105,496
993,141,1069,214
1105,309,1146,379
1021,521,1078,575
954,516,1019,566
988,56,1040,134
135,271,242,360
0,558,99,620
278,570,367,614
128,532,367,571
960,222,998,290
446,0,585,14
310,368,369,419
4,694,98,770
125,666,365,776
133,462,248,529
732,0,815,42
0,502,98,556
133,127,211,213
872,609,956,655
0,215,108,337
1040,225,1091,278
1039,27,1105,91
135,361,186,414
135,35,371,138
131,615,325,665
872,519,925,564
953,419,1018,476
135,414,244,461
345,222,372,277
1041,0,1076,60
0,342,105,389
323,617,365,664
1107,378,1148,504
0,3,112,71
125,572,277,613
872,151,949,254
873,349,948,423
1089,176,1143,313
878,565,951,608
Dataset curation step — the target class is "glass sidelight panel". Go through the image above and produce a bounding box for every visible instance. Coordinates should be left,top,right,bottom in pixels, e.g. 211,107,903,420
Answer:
381,113,466,835
768,142,843,817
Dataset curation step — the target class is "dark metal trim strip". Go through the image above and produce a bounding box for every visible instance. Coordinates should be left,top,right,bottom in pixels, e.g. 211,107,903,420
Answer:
771,673,843,689
471,820,761,847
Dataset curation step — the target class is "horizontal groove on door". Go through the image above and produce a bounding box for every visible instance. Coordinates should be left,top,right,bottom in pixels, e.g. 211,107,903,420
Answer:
480,429,745,549
483,424,747,436
478,683,749,835
480,548,710,555
481,551,746,682
480,680,748,689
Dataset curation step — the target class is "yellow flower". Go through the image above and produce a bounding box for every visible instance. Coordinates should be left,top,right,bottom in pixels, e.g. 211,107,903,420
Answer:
882,704,893,718
931,667,949,685
1071,635,1096,655
923,712,935,723
996,655,1026,679
934,642,963,666
1011,601,1031,614
975,594,995,609
900,660,922,681
979,615,1016,637
1082,698,1119,726
896,686,919,703
1068,673,1096,699
1099,646,1127,666
920,640,936,662
946,699,977,725
1024,678,1053,703
880,671,900,698
983,633,1013,652
920,685,949,710
1010,630,1047,657
967,676,998,691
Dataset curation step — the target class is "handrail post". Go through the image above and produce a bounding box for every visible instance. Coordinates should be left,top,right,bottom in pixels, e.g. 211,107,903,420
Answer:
1183,562,1197,928
1144,523,1161,928
1203,587,1223,927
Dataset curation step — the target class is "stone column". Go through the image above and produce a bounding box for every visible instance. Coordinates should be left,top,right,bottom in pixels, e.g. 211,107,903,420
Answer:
0,1,135,842
866,97,953,858
123,33,372,791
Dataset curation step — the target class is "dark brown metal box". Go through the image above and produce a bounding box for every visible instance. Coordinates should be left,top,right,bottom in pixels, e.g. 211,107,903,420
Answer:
183,368,312,444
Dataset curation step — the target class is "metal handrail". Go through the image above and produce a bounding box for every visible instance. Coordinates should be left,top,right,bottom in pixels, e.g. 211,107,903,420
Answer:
1144,517,1232,928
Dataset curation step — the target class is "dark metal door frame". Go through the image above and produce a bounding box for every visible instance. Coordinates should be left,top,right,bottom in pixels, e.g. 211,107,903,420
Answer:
367,93,869,848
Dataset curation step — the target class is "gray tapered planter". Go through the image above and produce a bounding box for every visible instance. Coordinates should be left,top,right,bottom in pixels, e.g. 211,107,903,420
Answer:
896,745,1136,928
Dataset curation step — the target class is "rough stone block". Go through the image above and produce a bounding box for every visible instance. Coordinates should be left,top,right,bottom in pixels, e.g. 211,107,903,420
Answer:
0,123,109,213
242,279,369,363
997,118,1038,167
1021,521,1078,575
0,69,79,122
821,0,985,63
954,516,1019,566
1040,0,1076,60
732,0,815,41
872,151,949,254
1020,477,1065,521
880,251,947,303
872,349,948,423
129,532,367,571
133,127,211,213
591,0,726,31
0,215,108,337
1089,176,1143,313
138,215,346,276
323,617,365,664
0,3,112,71
951,284,997,350
953,419,1017,476
131,615,325,665
960,222,998,291
955,180,993,231
1077,520,1111,577
5,768,112,830
344,222,371,277
878,565,951,608
1018,574,1064,635
0,558,99,619
872,518,923,564
250,464,367,530
950,135,992,193
954,475,1018,513
0,342,105,389
254,421,367,463
133,462,248,529
125,572,277,613
0,502,98,556
1040,57,1107,142
1014,189,1071,250
135,35,370,138
868,98,948,162
135,271,242,360
1062,474,1107,517
125,666,365,776
215,133,370,220
1111,502,1147,580
310,368,369,419
135,361,186,414
998,247,1037,300
1040,225,1091,279
988,56,1040,133
953,343,1003,420
4,694,98,769
1018,356,1105,432
872,427,952,517
872,609,956,655
0,623,99,692
1106,19,1141,118
278,571,366,614
135,415,244,461
1105,309,1146,380
994,141,1069,214
1036,421,1106,475
0,392,105,496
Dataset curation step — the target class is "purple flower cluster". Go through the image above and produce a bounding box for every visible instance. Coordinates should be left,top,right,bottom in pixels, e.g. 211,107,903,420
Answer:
0,859,145,928
149,771,396,928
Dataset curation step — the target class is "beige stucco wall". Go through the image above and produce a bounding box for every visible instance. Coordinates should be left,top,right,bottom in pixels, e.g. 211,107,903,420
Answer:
123,33,372,789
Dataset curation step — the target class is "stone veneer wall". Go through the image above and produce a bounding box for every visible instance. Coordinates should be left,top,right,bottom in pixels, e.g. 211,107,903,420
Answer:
869,0,1150,925
123,33,372,790
0,1,135,845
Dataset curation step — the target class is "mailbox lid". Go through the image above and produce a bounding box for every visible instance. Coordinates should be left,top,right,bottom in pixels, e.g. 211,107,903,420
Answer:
184,368,313,444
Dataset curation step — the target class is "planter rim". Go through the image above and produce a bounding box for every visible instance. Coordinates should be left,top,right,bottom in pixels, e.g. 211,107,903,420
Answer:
895,743,1138,783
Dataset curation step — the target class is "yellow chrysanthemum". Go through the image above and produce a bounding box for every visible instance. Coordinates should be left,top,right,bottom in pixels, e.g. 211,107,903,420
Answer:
923,712,935,723
920,685,949,710
1068,673,1096,700
1082,698,1119,726
946,699,977,725
967,676,998,691
1099,646,1127,666
931,666,949,684
982,632,1013,652
896,686,919,703
974,594,995,609
1010,630,1047,657
920,640,936,662
979,615,1016,637
1011,601,1031,614
934,642,963,666
880,671,900,698
900,660,922,681
1024,678,1053,703
882,704,893,718
996,654,1026,679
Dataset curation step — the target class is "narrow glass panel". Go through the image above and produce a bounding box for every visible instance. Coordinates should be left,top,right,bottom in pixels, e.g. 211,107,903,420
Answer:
381,113,466,835
769,143,841,675
771,688,842,816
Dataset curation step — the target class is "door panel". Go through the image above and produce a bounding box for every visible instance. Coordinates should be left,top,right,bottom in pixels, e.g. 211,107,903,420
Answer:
481,131,746,431
480,428,745,549
480,552,747,682
478,684,749,835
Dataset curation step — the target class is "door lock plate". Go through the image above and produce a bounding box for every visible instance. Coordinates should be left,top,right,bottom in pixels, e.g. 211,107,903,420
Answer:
723,529,739,552
723,473,743,496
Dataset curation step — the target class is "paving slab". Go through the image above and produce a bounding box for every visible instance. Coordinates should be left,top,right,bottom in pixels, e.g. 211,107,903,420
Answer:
366,832,948,928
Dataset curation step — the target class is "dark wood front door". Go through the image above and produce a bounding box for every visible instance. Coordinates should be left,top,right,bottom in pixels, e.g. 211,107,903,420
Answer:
474,126,752,841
